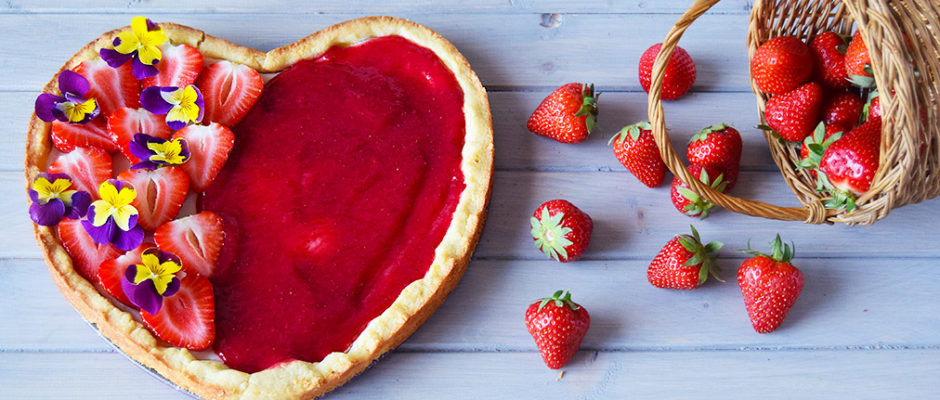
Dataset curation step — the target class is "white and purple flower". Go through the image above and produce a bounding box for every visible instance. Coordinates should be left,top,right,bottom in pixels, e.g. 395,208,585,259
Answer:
129,133,191,170
34,70,100,124
140,85,204,130
82,179,144,251
121,248,182,315
99,16,167,80
28,173,91,226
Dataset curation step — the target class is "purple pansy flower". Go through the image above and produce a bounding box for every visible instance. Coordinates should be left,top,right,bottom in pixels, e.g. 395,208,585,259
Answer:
129,133,191,170
140,85,204,130
81,179,144,251
121,248,183,315
34,70,100,124
28,173,91,226
99,16,167,79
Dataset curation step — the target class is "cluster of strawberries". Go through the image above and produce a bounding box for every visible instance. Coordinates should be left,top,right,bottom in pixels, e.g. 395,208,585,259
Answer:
523,43,806,371
753,31,882,211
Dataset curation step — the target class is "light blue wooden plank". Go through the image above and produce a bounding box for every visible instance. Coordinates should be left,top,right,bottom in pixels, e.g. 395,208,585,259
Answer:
0,12,753,90
0,0,754,14
2,349,938,399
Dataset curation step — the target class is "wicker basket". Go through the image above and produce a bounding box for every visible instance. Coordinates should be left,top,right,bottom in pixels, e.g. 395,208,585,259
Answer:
647,0,940,225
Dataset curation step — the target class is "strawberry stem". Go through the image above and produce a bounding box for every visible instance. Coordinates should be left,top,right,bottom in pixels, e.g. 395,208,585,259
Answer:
536,290,580,311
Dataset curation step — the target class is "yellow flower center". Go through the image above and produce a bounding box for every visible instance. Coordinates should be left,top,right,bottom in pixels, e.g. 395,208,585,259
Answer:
162,85,202,125
61,98,98,123
89,181,138,231
32,177,76,205
113,16,166,66
133,252,182,295
147,138,188,165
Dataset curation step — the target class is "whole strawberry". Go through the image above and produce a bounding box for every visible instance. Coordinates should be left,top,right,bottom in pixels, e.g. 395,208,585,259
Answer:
844,30,874,88
687,124,742,190
648,225,723,290
738,234,804,334
862,89,881,121
798,122,845,182
751,36,814,95
670,165,727,219
530,199,593,262
762,82,823,142
809,31,850,89
819,117,882,211
525,290,590,369
821,90,863,128
609,121,667,187
527,83,598,143
638,43,696,100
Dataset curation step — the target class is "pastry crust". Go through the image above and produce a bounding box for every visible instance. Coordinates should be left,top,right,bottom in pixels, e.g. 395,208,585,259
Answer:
25,16,493,399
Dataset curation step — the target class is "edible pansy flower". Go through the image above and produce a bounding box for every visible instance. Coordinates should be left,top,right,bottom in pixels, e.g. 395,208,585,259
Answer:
34,70,100,124
82,179,144,251
120,248,182,315
28,173,91,226
129,133,191,170
140,85,204,130
99,16,167,79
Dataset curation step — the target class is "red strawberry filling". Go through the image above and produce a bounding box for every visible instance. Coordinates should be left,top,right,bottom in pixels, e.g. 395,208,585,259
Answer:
201,36,467,373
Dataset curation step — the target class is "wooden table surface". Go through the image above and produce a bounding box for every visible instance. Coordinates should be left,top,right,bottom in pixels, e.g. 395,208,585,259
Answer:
2,1,939,398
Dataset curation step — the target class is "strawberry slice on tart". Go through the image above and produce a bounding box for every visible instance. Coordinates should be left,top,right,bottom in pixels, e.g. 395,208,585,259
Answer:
118,166,190,232
107,107,173,162
141,43,204,88
48,146,113,199
171,123,234,193
154,211,224,278
196,60,263,127
98,242,154,306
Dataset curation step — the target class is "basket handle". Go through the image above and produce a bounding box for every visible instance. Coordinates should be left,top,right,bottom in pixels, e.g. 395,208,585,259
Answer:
646,0,834,224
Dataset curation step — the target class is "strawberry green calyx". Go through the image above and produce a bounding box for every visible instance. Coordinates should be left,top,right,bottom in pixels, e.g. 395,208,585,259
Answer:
536,290,581,312
690,123,731,143
798,122,843,174
741,234,795,263
824,186,859,212
679,224,725,284
531,207,574,261
847,64,875,88
861,89,879,120
608,121,651,145
574,83,599,133
676,169,727,219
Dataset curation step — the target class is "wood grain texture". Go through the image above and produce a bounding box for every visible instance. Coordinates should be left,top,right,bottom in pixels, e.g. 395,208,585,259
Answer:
4,1,940,399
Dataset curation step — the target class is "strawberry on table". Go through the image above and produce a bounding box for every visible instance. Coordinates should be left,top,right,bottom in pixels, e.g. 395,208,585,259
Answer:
686,123,742,190
762,82,823,142
819,117,882,211
141,43,204,88
670,165,727,219
798,122,845,182
609,121,667,188
172,123,235,192
155,211,224,277
638,43,696,100
48,146,113,199
196,60,264,127
108,107,173,162
58,218,121,282
140,272,215,350
117,167,190,231
530,199,593,262
751,36,814,95
51,118,119,154
809,31,850,89
648,225,723,290
73,59,140,116
738,234,804,334
98,242,154,306
844,30,874,88
821,90,863,128
524,290,590,369
526,83,598,144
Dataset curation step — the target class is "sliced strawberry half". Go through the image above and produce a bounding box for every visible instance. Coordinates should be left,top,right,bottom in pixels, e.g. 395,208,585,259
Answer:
51,118,119,153
155,211,224,277
196,60,263,127
58,218,122,282
48,146,113,199
108,107,173,162
117,167,189,231
98,242,154,306
73,58,139,116
172,123,235,192
141,43,204,88
141,272,215,350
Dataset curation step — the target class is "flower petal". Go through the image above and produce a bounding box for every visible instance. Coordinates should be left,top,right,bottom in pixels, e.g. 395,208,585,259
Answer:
88,201,112,227
100,48,133,68
83,217,115,245
162,277,181,297
122,276,163,315
35,93,65,123
66,191,91,219
58,70,91,97
137,44,162,66
112,224,144,251
30,199,66,226
140,86,174,115
131,57,159,80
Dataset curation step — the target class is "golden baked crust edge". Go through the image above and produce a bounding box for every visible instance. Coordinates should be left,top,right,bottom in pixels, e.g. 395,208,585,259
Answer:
25,16,493,400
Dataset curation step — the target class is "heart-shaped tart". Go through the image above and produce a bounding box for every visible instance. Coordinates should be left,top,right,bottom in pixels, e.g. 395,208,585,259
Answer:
25,16,492,399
